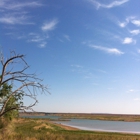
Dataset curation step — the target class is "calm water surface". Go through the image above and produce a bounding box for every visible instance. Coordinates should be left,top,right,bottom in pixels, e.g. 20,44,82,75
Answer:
56,119,140,134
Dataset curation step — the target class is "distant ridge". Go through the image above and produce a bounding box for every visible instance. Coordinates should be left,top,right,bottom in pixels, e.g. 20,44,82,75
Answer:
19,112,140,116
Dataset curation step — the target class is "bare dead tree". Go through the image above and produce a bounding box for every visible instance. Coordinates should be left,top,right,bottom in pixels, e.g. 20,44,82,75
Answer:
0,51,49,117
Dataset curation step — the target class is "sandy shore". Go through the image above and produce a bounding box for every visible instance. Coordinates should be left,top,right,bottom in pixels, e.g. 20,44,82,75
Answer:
51,122,79,130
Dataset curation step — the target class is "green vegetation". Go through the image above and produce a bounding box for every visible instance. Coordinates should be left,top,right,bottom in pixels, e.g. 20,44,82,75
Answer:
0,83,20,134
0,118,140,140
0,83,22,121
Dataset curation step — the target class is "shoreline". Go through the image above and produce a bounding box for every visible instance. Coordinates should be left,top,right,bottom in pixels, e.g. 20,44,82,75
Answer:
51,121,79,130
53,122,140,135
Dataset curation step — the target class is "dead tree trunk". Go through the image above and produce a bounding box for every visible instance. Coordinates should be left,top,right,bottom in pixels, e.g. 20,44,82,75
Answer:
0,51,49,117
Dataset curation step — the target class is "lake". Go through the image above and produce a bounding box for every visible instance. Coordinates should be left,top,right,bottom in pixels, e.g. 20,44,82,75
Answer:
55,119,140,134
22,115,140,134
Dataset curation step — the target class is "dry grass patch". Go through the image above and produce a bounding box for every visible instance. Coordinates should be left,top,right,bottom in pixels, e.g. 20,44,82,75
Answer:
0,120,16,140
13,118,30,124
33,123,53,130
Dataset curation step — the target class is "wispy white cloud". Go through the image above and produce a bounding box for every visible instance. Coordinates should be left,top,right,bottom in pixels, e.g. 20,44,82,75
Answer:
118,17,140,28
0,13,33,24
131,20,140,26
0,0,42,25
71,65,83,68
39,42,47,48
118,22,127,28
89,45,124,55
64,35,71,41
0,0,50,49
9,2,42,10
89,0,129,9
125,16,135,22
0,1,42,10
26,19,58,48
118,16,135,28
28,32,48,48
122,37,136,44
0,1,42,25
41,19,58,31
138,49,140,54
129,29,140,35
28,33,43,42
29,37,43,42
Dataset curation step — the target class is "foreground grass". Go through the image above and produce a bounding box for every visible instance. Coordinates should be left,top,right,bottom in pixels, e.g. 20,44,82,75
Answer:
1,118,140,140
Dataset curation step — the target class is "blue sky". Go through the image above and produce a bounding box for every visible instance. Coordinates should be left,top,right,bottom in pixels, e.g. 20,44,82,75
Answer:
1,0,140,114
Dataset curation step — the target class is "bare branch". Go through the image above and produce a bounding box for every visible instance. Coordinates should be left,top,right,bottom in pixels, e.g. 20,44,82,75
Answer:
0,107,19,117
0,51,49,117
5,65,29,76
0,54,24,85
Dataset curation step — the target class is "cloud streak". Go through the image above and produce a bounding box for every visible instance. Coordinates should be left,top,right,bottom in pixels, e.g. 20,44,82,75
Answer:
129,29,140,35
131,20,140,26
89,0,129,9
118,17,140,28
0,1,42,25
122,37,136,44
71,64,83,68
118,16,135,28
41,19,58,31
89,45,124,55
0,13,33,24
0,1,58,48
118,22,127,28
0,1,42,10
39,42,47,48
28,32,48,48
64,35,71,41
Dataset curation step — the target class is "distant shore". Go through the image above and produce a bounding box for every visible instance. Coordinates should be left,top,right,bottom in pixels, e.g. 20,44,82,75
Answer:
19,112,140,122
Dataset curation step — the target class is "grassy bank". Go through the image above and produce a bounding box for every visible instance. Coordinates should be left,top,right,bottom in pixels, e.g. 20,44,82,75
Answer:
0,118,140,140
